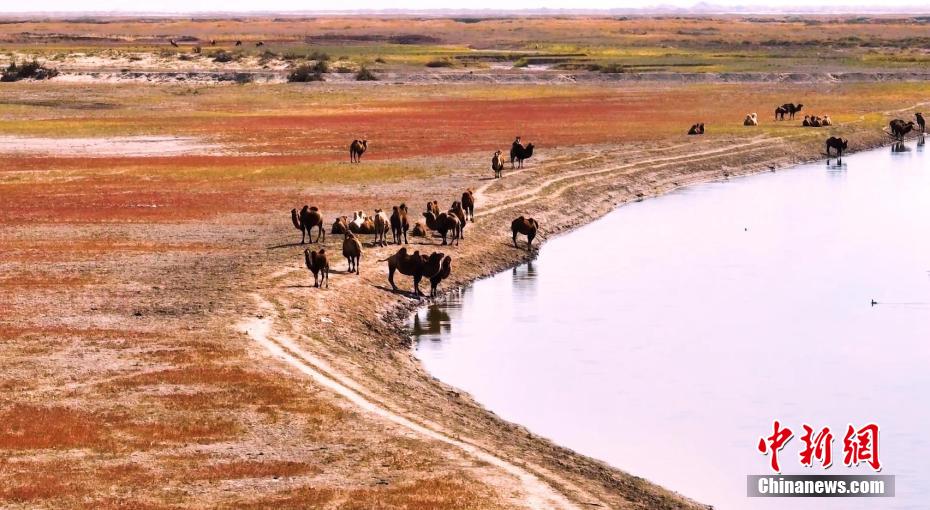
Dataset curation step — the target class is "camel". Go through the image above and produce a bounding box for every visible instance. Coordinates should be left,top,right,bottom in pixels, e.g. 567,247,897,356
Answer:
687,123,705,135
332,216,349,235
256,41,264,47
423,211,460,246
510,142,535,169
821,115,833,127
426,200,440,218
788,103,804,120
743,113,758,126
349,211,367,232
210,39,216,46
461,189,475,222
511,216,539,251
916,113,926,133
825,137,848,158
291,205,324,244
775,105,789,121
235,40,242,46
349,139,368,163
429,255,453,297
390,204,409,245
411,222,427,237
373,209,390,247
889,119,917,140
169,39,179,47
382,248,445,297
802,115,811,127
449,201,467,239
491,150,505,178
304,248,329,288
342,232,362,275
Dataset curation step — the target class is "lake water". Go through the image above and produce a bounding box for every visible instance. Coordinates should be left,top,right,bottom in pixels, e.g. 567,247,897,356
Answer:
412,137,929,509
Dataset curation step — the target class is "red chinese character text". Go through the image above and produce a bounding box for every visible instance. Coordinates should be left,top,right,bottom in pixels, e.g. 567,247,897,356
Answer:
799,424,834,468
758,420,793,473
843,423,881,471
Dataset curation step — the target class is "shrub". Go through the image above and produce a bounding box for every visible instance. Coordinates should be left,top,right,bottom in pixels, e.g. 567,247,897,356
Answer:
287,64,324,82
355,66,378,81
212,51,234,63
1,60,59,82
425,58,454,68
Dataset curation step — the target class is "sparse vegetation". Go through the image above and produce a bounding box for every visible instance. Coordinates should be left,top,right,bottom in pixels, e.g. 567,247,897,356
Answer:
212,51,235,63
355,66,378,81
1,60,58,82
287,64,324,82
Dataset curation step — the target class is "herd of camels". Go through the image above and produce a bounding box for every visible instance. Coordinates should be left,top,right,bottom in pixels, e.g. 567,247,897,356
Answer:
296,106,926,295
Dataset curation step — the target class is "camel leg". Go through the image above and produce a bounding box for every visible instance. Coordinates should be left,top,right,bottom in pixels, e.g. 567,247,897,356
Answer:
512,231,518,248
356,256,360,275
413,276,422,297
528,233,535,251
388,267,397,291
318,225,325,243
324,268,329,288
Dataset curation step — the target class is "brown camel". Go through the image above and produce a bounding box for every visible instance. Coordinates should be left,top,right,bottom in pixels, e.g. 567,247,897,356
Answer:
372,209,390,247
511,216,539,251
291,205,324,244
429,255,452,297
423,211,460,246
449,201,467,239
342,232,362,275
331,216,349,235
687,123,705,135
411,222,427,237
825,137,848,158
916,112,926,133
303,248,329,288
426,200,440,218
889,119,917,140
382,248,445,297
461,189,475,222
390,204,410,245
491,150,505,178
349,139,368,163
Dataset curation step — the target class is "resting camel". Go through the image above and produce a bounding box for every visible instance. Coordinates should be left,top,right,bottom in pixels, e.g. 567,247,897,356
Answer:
449,201,467,239
332,216,348,235
429,255,453,297
235,40,242,46
291,206,324,244
491,150,505,178
349,139,368,163
889,119,917,140
256,41,264,47
687,123,705,135
372,209,390,247
511,216,539,251
411,222,427,237
821,115,833,127
916,113,926,133
743,113,758,126
423,211,460,246
461,189,475,222
510,142,535,169
825,137,848,158
390,204,409,245
802,115,811,127
342,232,362,275
382,248,445,297
304,248,329,288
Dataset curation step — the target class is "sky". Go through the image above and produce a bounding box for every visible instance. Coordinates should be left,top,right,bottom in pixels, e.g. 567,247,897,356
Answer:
2,0,928,12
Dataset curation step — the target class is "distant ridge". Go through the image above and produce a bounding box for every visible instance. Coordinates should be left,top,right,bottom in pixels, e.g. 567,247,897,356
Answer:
3,4,930,17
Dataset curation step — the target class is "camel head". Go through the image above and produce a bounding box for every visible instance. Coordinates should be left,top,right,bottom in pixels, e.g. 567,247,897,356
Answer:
842,139,848,148
361,140,368,149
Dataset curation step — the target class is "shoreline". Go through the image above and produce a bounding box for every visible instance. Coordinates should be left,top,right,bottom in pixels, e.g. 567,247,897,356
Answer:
251,117,919,508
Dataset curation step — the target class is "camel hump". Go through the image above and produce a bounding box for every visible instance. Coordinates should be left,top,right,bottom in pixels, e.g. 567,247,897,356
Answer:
309,206,319,212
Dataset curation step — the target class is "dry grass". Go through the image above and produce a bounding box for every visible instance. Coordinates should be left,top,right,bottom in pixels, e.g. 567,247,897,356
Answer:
0,404,104,449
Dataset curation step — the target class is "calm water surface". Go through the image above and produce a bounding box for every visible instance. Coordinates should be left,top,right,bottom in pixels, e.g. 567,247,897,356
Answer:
412,138,929,510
